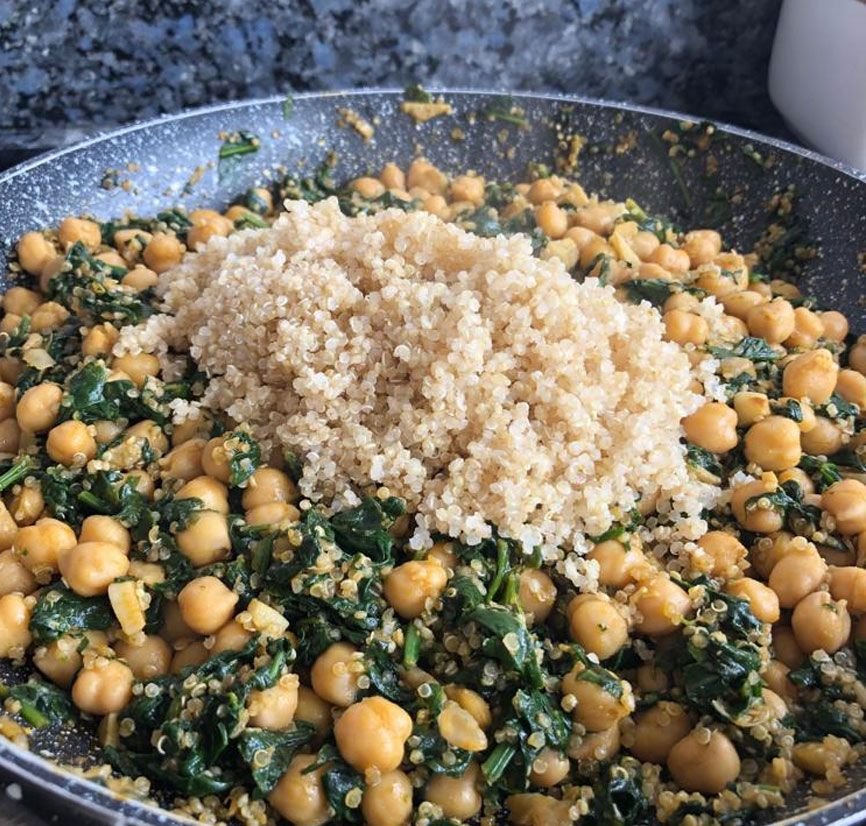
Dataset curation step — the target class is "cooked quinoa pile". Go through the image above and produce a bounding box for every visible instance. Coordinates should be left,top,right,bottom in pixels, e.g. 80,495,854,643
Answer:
119,198,706,552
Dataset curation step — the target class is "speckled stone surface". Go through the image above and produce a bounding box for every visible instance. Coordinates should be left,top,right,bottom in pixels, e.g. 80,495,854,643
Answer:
0,0,786,153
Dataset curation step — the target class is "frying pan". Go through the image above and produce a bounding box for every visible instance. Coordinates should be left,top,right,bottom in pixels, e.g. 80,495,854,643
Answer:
0,90,865,826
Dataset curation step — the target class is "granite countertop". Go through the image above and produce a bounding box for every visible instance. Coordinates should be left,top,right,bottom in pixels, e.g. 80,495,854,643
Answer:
0,0,790,822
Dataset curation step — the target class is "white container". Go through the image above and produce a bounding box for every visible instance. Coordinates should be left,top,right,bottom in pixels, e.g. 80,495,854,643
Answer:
768,0,866,170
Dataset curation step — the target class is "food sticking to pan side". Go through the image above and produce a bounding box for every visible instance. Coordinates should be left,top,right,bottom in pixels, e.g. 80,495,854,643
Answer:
1,131,866,826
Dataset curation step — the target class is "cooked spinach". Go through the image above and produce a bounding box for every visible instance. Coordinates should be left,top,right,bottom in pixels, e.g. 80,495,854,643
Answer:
29,585,114,643
226,430,262,487
0,678,75,728
478,96,528,127
818,393,859,420
465,605,543,688
0,455,37,494
329,495,404,563
624,278,675,307
583,762,650,826
403,84,433,103
237,724,316,794
217,131,260,183
686,443,724,479
799,455,842,491
708,336,779,362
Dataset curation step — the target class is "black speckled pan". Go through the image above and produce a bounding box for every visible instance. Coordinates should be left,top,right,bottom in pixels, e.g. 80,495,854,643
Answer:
0,90,865,826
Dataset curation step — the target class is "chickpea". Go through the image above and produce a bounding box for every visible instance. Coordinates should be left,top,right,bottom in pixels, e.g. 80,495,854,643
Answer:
568,594,628,659
587,538,645,588
16,232,54,275
0,502,15,552
82,323,119,357
241,467,297,510
0,382,15,423
561,665,633,731
745,299,795,345
175,475,229,514
631,573,692,636
61,541,130,597
636,662,669,693
823,479,866,535
849,336,866,375
0,418,20,454
16,382,63,433
46,420,98,467
422,194,449,219
361,771,413,826
334,695,412,772
201,435,237,483
0,593,31,658
722,290,766,321
115,635,172,680
663,309,708,346
682,402,738,454
667,729,740,794
249,673,300,730
33,633,103,687
123,469,154,499
57,217,100,250
177,576,238,635
726,577,780,623
176,510,231,567
792,590,851,654
828,566,866,614
535,202,568,240
425,763,482,821
801,416,845,456
630,230,661,261
268,753,331,826
783,349,838,405
72,659,134,715
629,701,693,764
517,568,557,624
449,175,485,206
506,794,572,825
159,439,205,482
2,287,41,319
528,747,570,787
30,301,68,333
0,356,23,385
785,306,825,349
347,177,385,200
143,233,184,274
682,230,722,267
649,243,690,273
0,550,36,596
14,518,77,578
170,641,208,674
526,178,559,206
379,163,405,191
696,531,746,577
773,625,806,669
444,685,492,730
211,618,253,654
383,558,448,619
568,723,621,763
819,310,849,343
121,266,159,292
9,485,44,526
426,540,457,571
311,642,361,707
762,659,797,702
768,544,827,608
95,250,126,269
406,160,447,196
112,353,160,388
295,685,334,741
730,476,784,533
246,502,301,528
743,416,801,472
437,699,488,752
834,369,866,412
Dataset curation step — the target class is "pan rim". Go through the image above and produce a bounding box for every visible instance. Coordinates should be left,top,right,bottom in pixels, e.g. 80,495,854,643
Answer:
0,88,865,826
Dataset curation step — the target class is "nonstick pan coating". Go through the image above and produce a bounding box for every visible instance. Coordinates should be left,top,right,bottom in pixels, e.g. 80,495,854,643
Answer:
0,90,865,826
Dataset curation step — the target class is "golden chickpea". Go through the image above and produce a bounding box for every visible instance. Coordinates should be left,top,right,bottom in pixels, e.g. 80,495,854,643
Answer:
694,267,739,298
9,485,43,526
663,309,708,345
143,233,184,274
783,349,838,405
311,642,361,707
649,243,690,273
61,541,130,597
113,228,153,263
849,338,866,377
801,416,845,456
57,217,100,250
351,177,386,199
828,566,866,613
568,594,628,659
406,160,447,196
46,420,97,467
16,382,63,433
95,250,126,269
528,748,570,787
823,479,866,535
730,476,784,533
819,311,849,343
667,729,740,794
506,794,573,825
246,502,301,527
379,163,405,190
629,701,693,764
695,531,746,577
743,416,801,472
835,368,866,411
578,235,614,269
0,550,36,597
444,685,492,730
33,633,103,687
425,763,482,820
210,618,253,654
587,538,645,588
682,402,738,454
562,665,632,731
722,290,766,321
0,418,20,454
517,568,557,624
0,382,15,423
773,625,805,669
568,723,621,763
2,287,40,318
334,695,412,773
177,576,238,635
201,436,234,482
72,659,134,715
727,577,780,623
112,353,160,388
449,175,485,206
383,558,448,619
527,178,560,205
124,419,168,458
30,300,68,333
81,323,119,357
746,299,795,345
0,356,22,385
16,232,54,275
121,266,159,292
785,306,825,349
170,641,208,674
0,502,15,552
792,590,851,654
360,769,413,826
176,510,231,567
437,699,488,752
631,573,692,636
426,540,457,571
249,673,300,730
175,475,229,513
241,467,296,509
635,662,669,694
14,518,77,578
123,469,154,499
295,685,334,741
768,544,826,608
535,202,568,240
159,438,205,482
682,230,722,267
0,593,31,658
762,659,797,702
630,230,661,261
115,635,172,680
268,753,331,826
422,194,449,219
